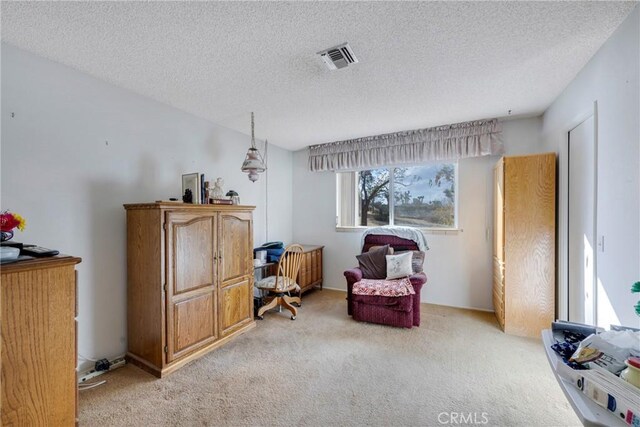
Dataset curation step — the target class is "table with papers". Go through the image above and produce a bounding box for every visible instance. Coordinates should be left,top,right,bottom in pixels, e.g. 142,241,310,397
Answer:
542,329,633,427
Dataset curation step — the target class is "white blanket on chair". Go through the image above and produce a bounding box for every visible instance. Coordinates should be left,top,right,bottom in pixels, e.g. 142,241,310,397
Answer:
361,226,430,252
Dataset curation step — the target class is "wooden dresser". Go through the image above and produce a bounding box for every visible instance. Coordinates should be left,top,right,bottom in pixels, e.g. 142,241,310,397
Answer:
493,153,556,338
124,203,255,377
297,245,324,294
1,255,81,426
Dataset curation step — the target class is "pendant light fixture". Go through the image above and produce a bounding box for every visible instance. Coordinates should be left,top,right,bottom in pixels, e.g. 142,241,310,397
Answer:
240,112,267,182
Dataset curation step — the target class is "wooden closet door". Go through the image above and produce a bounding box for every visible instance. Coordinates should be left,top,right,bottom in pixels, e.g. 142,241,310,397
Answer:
165,211,218,362
218,211,253,336
503,154,556,337
494,159,505,264
493,160,505,328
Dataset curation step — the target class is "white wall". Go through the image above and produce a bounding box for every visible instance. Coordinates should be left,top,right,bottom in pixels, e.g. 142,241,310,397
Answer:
265,144,293,244
292,117,546,311
541,6,639,328
0,44,293,370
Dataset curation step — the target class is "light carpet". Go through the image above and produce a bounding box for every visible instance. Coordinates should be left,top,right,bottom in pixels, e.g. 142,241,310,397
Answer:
79,290,580,426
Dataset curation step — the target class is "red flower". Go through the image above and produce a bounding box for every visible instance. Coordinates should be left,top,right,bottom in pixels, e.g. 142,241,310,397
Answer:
0,211,26,232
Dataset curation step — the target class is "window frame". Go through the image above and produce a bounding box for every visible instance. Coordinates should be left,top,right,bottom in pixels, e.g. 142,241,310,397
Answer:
336,161,461,232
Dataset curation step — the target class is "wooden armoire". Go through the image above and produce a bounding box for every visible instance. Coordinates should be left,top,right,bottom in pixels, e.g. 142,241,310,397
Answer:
124,203,255,377
493,153,556,338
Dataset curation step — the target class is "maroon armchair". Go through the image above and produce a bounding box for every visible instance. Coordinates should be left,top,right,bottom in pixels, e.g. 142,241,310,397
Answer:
344,234,427,328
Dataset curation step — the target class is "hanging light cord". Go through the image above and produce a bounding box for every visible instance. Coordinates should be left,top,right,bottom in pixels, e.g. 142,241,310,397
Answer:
249,110,268,241
251,112,256,149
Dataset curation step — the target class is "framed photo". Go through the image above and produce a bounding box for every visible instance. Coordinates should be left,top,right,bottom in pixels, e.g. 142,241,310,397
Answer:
182,172,201,204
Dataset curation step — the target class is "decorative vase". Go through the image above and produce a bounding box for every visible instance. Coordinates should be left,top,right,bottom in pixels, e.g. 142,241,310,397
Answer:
0,230,14,242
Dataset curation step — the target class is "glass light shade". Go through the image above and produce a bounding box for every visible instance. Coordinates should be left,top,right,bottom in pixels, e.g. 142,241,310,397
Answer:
241,112,267,182
241,147,266,182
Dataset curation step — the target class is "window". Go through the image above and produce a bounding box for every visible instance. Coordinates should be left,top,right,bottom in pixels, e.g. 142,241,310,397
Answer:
337,163,457,229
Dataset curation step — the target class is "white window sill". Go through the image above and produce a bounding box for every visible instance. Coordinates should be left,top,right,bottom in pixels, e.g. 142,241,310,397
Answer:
335,226,462,235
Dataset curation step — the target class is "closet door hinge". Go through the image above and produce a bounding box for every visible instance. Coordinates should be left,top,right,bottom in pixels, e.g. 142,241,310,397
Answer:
163,222,167,230
164,346,168,353
163,283,167,293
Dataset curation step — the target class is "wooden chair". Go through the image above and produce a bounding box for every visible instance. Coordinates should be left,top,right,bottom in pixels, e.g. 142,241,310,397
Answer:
255,244,304,320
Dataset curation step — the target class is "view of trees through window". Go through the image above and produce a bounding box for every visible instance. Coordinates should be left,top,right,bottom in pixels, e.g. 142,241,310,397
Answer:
357,163,456,228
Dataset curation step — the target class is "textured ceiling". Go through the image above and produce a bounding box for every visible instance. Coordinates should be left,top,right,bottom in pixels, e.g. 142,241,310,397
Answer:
1,1,636,150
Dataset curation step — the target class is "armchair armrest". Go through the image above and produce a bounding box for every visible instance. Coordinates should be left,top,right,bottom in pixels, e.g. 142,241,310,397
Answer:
409,272,426,285
409,272,427,327
343,267,363,316
343,267,363,284
409,272,427,293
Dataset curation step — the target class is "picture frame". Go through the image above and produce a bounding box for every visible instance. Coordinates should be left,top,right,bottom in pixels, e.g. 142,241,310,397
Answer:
182,172,201,204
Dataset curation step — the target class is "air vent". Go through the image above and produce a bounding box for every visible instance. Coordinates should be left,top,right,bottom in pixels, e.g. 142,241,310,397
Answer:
317,43,359,71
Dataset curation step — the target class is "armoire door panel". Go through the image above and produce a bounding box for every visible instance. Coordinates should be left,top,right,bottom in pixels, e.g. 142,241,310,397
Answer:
220,279,252,336
219,212,252,284
166,211,218,363
168,213,217,295
170,290,217,361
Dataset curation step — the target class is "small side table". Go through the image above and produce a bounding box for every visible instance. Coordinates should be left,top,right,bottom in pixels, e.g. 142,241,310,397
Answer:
542,329,628,426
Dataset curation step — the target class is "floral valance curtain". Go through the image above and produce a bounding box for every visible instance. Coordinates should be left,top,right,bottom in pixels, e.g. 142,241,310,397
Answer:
308,118,503,172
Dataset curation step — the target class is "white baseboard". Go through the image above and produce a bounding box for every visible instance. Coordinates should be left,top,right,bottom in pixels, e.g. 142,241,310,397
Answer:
425,302,495,313
321,286,346,293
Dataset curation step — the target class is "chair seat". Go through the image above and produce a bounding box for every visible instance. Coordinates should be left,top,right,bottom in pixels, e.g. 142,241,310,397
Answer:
352,277,415,297
255,275,300,292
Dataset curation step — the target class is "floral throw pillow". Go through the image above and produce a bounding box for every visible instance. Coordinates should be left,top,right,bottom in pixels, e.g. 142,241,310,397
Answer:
386,251,413,280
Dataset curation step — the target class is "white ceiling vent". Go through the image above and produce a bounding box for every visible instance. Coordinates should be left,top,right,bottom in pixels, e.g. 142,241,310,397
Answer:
317,43,358,70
